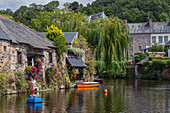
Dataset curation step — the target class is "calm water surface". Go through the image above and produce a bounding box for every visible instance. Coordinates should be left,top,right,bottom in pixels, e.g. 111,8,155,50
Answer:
0,79,170,113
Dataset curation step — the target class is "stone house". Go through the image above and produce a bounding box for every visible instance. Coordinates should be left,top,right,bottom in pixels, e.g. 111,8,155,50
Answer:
39,32,86,68
39,32,86,79
87,11,107,22
165,40,170,58
0,16,58,79
125,19,170,60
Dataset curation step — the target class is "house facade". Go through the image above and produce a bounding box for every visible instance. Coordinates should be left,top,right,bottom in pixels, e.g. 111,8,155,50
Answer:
87,11,107,22
126,19,170,60
0,16,58,79
39,32,86,68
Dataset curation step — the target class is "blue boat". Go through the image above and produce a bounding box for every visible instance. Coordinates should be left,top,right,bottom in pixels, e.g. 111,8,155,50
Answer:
27,103,42,112
27,96,43,103
94,76,99,79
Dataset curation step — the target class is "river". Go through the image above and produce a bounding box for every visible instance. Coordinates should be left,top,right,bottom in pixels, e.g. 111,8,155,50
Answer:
0,79,170,113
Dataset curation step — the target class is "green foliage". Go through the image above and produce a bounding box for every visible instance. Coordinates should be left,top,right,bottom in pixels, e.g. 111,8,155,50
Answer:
134,53,147,63
68,1,83,11
15,71,25,90
13,1,60,26
141,60,170,80
151,60,165,70
79,0,170,22
45,67,57,84
0,73,7,92
46,25,68,55
43,1,59,12
68,48,85,57
149,56,170,61
167,60,170,68
31,8,129,77
149,43,165,52
0,9,13,16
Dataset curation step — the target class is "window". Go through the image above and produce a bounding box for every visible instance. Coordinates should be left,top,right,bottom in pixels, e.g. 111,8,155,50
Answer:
131,37,133,43
49,53,53,63
138,37,142,43
4,46,7,52
130,46,133,52
138,46,142,52
145,37,149,43
164,36,168,43
17,51,22,64
152,36,156,43
159,36,162,43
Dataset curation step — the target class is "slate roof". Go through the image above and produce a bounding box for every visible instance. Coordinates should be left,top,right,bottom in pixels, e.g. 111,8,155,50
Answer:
165,40,170,47
66,57,86,68
39,32,78,45
63,32,78,44
0,16,55,49
127,21,170,34
88,12,107,22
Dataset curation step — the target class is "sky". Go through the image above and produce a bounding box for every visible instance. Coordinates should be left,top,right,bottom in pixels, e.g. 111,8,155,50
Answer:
0,0,95,11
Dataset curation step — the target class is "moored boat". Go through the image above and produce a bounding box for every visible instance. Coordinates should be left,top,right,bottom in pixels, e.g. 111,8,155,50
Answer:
76,82,100,88
94,79,103,83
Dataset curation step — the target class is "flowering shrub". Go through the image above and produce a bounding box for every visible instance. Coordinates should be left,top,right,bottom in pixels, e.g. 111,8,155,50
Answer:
45,67,57,82
34,56,42,73
72,67,78,80
25,66,38,80
90,67,96,76
28,81,35,92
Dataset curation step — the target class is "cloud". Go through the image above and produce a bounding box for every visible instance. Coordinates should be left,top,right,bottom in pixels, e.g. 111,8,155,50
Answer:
0,0,95,11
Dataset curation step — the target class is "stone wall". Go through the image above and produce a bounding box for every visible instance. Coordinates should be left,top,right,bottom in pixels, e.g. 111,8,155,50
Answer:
129,33,151,60
0,40,58,79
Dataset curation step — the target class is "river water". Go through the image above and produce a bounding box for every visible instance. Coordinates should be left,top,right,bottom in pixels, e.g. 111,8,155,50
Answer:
0,79,170,113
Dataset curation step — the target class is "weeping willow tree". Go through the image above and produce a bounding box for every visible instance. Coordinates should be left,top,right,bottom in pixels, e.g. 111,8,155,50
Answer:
87,18,130,76
31,8,130,77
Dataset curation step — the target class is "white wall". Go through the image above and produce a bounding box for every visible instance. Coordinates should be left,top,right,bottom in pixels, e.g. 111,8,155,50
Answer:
150,33,170,45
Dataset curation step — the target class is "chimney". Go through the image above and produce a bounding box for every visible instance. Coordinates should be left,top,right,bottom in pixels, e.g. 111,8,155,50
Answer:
149,19,152,26
124,19,127,24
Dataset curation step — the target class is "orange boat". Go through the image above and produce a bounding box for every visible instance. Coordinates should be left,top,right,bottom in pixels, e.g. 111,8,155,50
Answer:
77,87,99,91
76,82,100,88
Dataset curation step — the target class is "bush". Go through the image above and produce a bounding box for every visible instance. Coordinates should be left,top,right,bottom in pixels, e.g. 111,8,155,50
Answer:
45,67,57,83
134,53,147,63
25,66,38,80
149,56,169,61
68,48,85,57
149,43,165,52
151,60,165,70
34,56,42,73
167,60,170,68
0,73,7,92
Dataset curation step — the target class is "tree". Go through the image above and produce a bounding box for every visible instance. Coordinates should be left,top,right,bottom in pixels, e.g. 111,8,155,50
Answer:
46,25,68,55
43,1,59,12
68,1,81,11
63,2,71,9
0,9,13,16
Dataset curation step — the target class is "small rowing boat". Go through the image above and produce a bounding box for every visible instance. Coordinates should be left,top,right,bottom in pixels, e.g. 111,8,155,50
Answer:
94,79,103,83
76,82,100,88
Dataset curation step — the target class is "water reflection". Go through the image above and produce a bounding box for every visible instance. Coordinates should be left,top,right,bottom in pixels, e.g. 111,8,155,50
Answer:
0,79,170,112
27,103,42,113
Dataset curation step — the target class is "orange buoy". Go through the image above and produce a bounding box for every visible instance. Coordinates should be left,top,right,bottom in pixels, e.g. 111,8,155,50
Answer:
104,89,107,94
